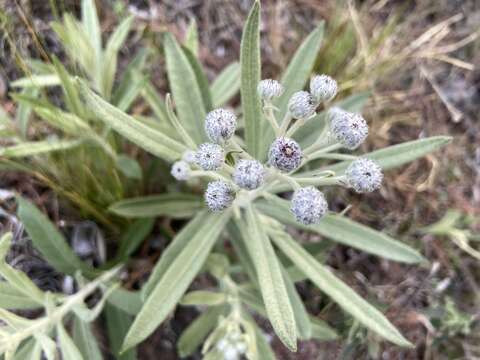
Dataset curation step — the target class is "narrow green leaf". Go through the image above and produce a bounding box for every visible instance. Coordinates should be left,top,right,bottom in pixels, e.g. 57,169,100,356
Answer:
17,197,97,277
11,74,61,88
52,56,83,116
323,136,453,174
72,317,103,360
81,0,102,57
182,46,213,111
122,210,231,352
178,306,225,357
310,318,339,341
115,154,142,180
0,281,41,309
184,18,199,57
16,87,38,138
180,290,226,306
109,193,203,218
211,62,241,107
242,205,297,351
142,80,170,124
252,322,276,360
116,218,154,261
34,106,91,136
240,1,263,158
78,80,186,161
57,323,83,360
269,228,413,347
107,288,142,316
0,139,82,158
106,305,137,360
13,338,42,360
164,32,206,144
257,197,425,264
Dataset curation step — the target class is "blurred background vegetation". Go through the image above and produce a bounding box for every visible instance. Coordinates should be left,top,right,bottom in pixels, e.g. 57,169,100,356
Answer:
0,0,479,358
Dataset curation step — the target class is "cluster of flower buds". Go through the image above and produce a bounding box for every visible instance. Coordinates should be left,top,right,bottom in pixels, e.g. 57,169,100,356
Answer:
170,74,383,225
215,329,247,360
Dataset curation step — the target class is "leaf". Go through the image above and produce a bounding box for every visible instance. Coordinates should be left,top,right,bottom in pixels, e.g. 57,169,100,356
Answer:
142,80,169,124
268,227,413,347
242,205,297,351
72,317,103,360
164,32,206,144
101,16,134,100
81,0,102,58
52,56,84,116
252,322,276,360
240,1,263,158
121,210,231,352
0,139,82,158
13,338,42,360
257,197,425,264
15,87,38,138
0,233,45,306
115,218,154,261
182,46,213,111
211,62,240,107
0,281,41,309
322,136,453,174
184,18,199,57
17,197,97,277
274,22,325,121
177,306,225,357
115,154,143,180
109,193,203,218
33,106,91,136
107,288,142,316
11,75,61,88
106,305,136,360
57,323,83,360
78,80,186,161
180,291,226,306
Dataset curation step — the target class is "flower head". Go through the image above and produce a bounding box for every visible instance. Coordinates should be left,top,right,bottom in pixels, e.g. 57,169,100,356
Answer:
205,108,237,144
290,186,328,225
345,158,383,193
182,150,196,163
288,91,316,119
310,74,337,102
257,79,284,100
195,143,225,171
233,159,265,190
329,108,368,149
205,180,235,212
170,160,190,181
268,137,303,172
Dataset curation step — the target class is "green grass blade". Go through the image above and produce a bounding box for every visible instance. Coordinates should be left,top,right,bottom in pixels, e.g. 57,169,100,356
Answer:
81,0,102,57
52,56,84,116
164,33,206,144
211,62,240,107
142,80,170,124
240,1,263,158
72,317,103,360
269,228,413,347
121,210,231,352
15,87,38,138
242,205,297,351
0,139,82,158
108,193,203,219
257,197,425,264
11,75,61,88
16,197,97,277
78,80,186,161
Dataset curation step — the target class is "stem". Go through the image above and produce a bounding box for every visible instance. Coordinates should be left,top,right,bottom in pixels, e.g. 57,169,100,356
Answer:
306,152,357,162
228,138,254,160
284,118,305,138
263,102,281,136
274,172,301,190
305,142,342,156
295,175,347,187
279,111,292,137
190,170,230,182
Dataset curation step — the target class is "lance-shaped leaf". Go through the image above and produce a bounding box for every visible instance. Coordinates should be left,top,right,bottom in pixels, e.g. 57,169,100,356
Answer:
0,139,82,158
211,62,240,107
241,205,297,351
72,318,103,360
78,80,186,161
108,193,203,219
164,33,206,144
257,197,425,264
182,46,213,111
106,305,137,360
11,75,61,88
268,227,412,347
17,197,97,277
0,282,41,310
57,323,83,360
81,0,102,58
240,1,263,158
121,210,231,352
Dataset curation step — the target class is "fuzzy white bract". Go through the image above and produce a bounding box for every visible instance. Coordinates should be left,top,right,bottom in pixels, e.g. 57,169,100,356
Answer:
205,180,235,211
329,108,368,149
195,143,225,171
268,137,303,172
257,79,284,100
170,160,190,181
290,186,328,225
205,108,237,144
288,91,316,119
345,158,383,193
310,74,337,102
233,159,265,190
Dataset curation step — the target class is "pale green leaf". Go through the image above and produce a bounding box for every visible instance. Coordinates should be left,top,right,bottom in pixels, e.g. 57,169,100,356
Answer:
180,291,226,306
211,62,240,107
240,1,263,158
13,338,41,360
115,218,154,262
257,197,425,263
52,56,84,116
184,18,199,57
78,80,186,161
252,322,276,360
142,80,169,124
0,282,41,309
106,305,136,360
242,205,297,351
115,154,142,180
17,197,97,277
121,210,231,352
11,75,61,88
182,46,213,111
81,0,102,57
15,87,38,138
0,139,82,158
164,32,206,144
57,323,83,360
72,317,103,360
109,193,203,218
269,227,413,347
107,288,142,316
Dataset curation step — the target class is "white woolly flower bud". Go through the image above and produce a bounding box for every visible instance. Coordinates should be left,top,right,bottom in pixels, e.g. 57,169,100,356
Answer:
257,79,284,100
205,108,237,144
288,91,316,119
290,186,328,225
310,74,337,102
233,159,265,190
329,108,368,149
268,137,303,172
205,180,235,212
170,160,190,181
194,143,225,171
345,158,383,193
182,150,196,163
